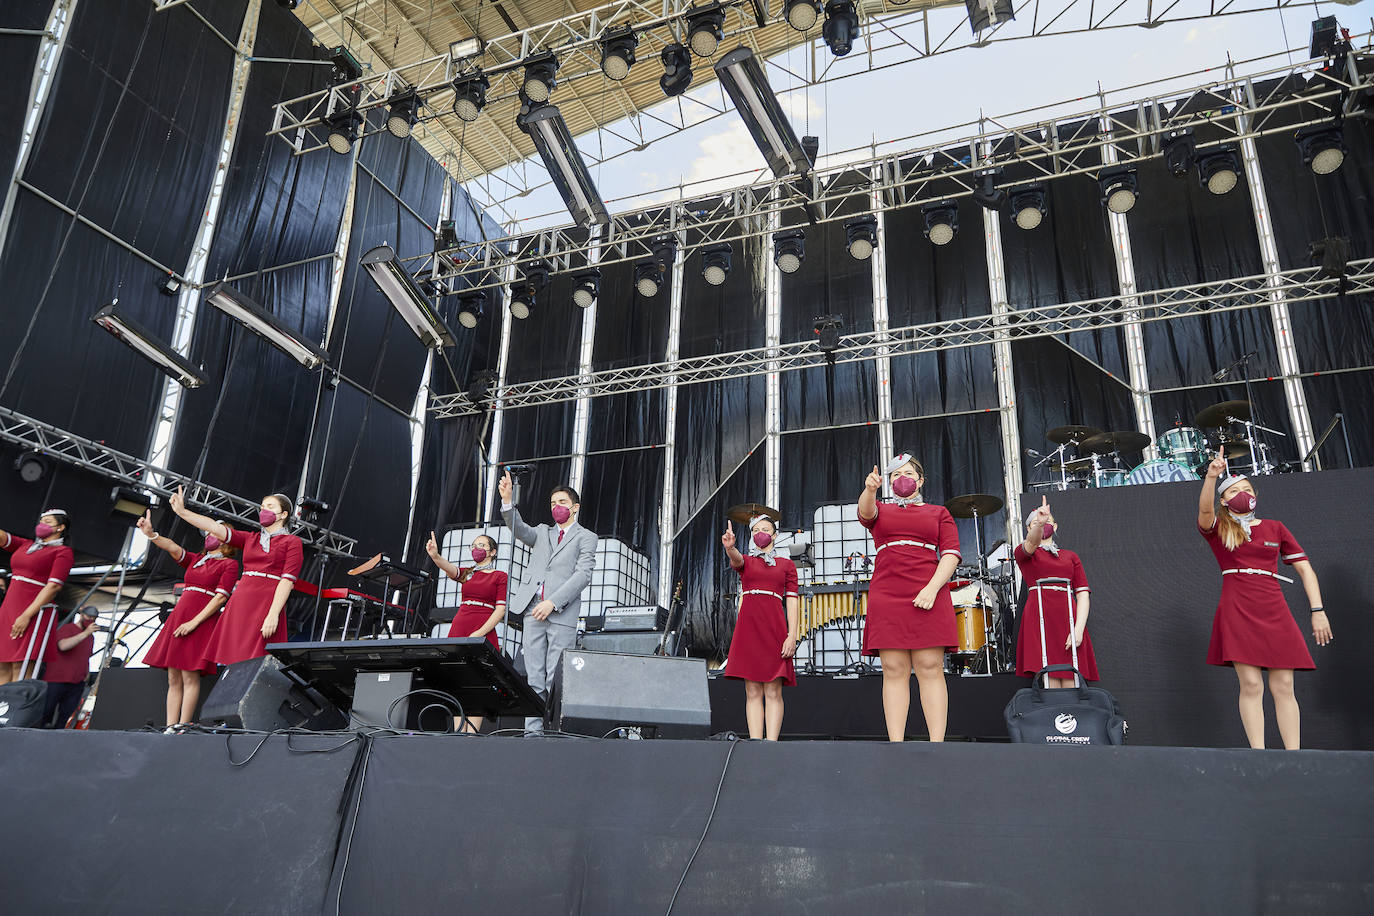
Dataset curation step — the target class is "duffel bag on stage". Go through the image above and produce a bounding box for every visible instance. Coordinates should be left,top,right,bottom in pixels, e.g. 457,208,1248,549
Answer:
1004,664,1127,746
0,680,50,728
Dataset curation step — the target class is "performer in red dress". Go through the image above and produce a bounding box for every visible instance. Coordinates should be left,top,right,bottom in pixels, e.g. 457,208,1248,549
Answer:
858,455,961,742
1198,452,1331,749
722,515,799,741
169,487,303,667
1014,495,1097,686
425,530,508,733
0,509,74,684
138,511,240,729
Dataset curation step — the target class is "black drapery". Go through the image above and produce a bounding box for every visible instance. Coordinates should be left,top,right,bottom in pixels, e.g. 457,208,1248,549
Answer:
1013,338,1137,478
0,1,53,195
778,425,880,537
891,413,1007,560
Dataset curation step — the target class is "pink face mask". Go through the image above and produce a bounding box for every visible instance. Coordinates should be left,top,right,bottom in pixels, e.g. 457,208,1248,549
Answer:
551,505,572,525
1041,523,1055,540
1226,491,1256,514
34,522,55,539
258,508,279,528
470,547,488,564
204,534,222,551
892,475,919,498
752,530,773,549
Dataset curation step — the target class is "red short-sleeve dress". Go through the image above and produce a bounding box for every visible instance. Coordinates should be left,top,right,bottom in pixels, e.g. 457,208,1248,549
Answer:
1013,543,1098,680
860,502,961,655
208,527,303,666
723,554,798,686
447,567,507,648
144,550,239,675
1200,517,1314,670
0,533,74,664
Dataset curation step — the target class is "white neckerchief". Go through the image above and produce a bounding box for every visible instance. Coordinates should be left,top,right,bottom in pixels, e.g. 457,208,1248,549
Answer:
27,537,64,555
470,562,494,574
192,550,225,570
749,545,777,567
1228,510,1258,541
893,495,924,509
1039,538,1060,557
258,526,288,552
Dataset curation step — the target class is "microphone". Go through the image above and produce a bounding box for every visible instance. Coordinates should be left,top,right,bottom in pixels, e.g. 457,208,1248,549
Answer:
1213,365,1230,382
1025,448,1041,458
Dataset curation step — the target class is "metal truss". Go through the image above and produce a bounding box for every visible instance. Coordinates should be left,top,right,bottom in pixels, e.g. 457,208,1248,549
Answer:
415,46,1374,294
0,406,359,558
430,260,1374,418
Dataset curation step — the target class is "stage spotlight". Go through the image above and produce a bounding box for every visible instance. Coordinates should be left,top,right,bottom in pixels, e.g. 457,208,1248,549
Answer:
204,283,328,369
971,168,1005,211
687,4,726,58
435,219,460,252
157,273,180,296
522,52,558,103
600,27,638,80
814,314,843,352
773,228,806,274
921,201,958,245
1010,185,1047,230
92,300,207,389
660,43,694,97
571,268,601,308
509,283,535,320
715,48,812,177
785,0,822,31
844,215,878,260
822,1,859,57
13,451,49,484
110,486,153,522
1162,128,1195,178
700,242,733,286
1309,15,1342,59
328,45,363,84
361,245,458,348
523,104,610,227
1296,122,1346,175
456,290,487,329
634,259,664,297
385,89,419,139
524,260,551,292
451,71,489,122
1308,236,1350,279
964,0,1014,33
1197,146,1240,195
1098,164,1138,214
324,109,362,154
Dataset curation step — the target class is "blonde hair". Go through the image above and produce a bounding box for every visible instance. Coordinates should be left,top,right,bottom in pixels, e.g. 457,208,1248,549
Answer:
1215,482,1256,551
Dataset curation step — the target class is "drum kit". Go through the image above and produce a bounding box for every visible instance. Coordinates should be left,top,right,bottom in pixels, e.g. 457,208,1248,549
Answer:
943,493,1015,675
1031,399,1282,491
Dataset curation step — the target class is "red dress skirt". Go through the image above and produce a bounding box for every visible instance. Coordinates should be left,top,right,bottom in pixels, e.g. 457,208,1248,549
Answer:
0,534,73,664
208,527,303,666
447,568,507,649
1013,544,1098,681
723,554,797,686
1200,518,1314,670
860,503,961,655
144,551,238,675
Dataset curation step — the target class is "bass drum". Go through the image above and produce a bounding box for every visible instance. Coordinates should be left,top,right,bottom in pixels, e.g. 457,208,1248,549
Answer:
1125,459,1200,486
1086,469,1128,488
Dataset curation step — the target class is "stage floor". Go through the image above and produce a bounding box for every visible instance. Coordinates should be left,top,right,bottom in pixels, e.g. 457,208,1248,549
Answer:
3,729,1372,914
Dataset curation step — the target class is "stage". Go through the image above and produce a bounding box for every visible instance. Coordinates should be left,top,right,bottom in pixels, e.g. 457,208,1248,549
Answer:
2,728,1372,913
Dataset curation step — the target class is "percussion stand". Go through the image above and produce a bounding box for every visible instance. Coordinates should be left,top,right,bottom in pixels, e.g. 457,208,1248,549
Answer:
1230,415,1283,476
969,505,999,675
1036,442,1072,491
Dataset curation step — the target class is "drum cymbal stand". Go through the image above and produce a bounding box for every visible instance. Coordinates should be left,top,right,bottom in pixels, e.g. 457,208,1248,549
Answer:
1229,414,1282,476
968,506,999,675
1036,443,1072,491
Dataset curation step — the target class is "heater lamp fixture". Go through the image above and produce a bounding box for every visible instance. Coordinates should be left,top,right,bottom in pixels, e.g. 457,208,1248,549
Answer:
360,245,458,349
1295,122,1346,175
844,214,878,260
921,200,958,246
1196,146,1240,196
92,300,207,389
1098,164,1139,214
204,283,329,369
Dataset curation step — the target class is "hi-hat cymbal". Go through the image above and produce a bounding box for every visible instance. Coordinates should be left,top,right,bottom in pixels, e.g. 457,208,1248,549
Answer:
1048,457,1094,473
1080,430,1151,453
1195,400,1252,428
945,493,1005,518
726,503,780,525
1047,424,1101,445
1215,437,1252,460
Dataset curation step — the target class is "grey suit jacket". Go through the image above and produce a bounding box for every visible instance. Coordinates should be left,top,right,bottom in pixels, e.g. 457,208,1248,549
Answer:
501,505,597,622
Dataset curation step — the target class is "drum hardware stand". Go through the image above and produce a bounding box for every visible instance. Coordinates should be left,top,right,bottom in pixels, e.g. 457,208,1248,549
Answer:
1229,414,1283,476
1034,443,1073,491
967,505,999,677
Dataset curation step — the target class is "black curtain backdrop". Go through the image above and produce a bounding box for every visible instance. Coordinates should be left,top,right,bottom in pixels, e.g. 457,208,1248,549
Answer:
778,425,879,536
0,1,53,195
891,413,1006,560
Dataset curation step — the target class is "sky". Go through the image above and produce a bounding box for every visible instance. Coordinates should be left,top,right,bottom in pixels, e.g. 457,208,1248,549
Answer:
479,0,1374,231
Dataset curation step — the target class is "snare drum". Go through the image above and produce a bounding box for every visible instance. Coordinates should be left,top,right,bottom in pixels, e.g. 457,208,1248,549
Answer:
1156,427,1207,470
1087,469,1127,488
1125,459,1200,486
954,602,987,655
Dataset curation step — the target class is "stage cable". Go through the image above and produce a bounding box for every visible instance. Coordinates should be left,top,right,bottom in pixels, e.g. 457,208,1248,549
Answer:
664,738,738,915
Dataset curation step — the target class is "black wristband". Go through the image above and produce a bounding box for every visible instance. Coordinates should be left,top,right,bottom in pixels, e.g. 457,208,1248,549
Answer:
1310,607,1324,614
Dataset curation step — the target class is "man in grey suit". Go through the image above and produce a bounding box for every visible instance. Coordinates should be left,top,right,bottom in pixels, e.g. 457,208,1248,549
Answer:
499,468,597,733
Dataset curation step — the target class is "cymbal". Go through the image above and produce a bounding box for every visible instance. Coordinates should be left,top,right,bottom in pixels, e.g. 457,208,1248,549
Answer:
945,493,1005,518
1216,438,1252,460
1080,430,1151,453
1048,457,1094,472
1194,400,1251,428
726,503,780,525
1047,424,1101,445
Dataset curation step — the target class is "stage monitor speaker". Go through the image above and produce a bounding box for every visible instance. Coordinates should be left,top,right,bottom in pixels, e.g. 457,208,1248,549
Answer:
577,631,663,656
201,656,346,731
0,680,49,728
549,650,710,738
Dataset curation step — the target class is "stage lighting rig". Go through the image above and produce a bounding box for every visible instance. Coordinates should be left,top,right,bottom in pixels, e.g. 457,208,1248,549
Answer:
687,4,726,58
13,451,49,484
600,27,638,81
1296,122,1346,175
523,103,610,228
660,43,693,97
324,108,362,155
715,47,812,178
921,200,958,245
328,45,363,84
204,283,328,370
361,245,458,348
1308,236,1350,279
456,290,487,329
813,315,843,353
700,242,733,286
1197,146,1240,195
1010,185,1047,230
571,268,601,307
110,486,154,522
509,282,535,320
844,215,878,260
634,259,663,297
92,300,207,389
822,1,859,56
1098,164,1138,214
785,0,821,31
451,70,489,122
522,52,559,103
964,0,1014,33
384,88,419,139
467,370,497,406
435,219,460,252
971,168,1005,211
773,228,806,274
299,496,332,522
1162,128,1196,178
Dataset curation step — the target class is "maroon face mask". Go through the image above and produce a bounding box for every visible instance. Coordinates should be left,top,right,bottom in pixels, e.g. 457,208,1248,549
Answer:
1226,491,1256,514
34,522,55,539
470,547,488,563
752,530,773,549
551,505,572,525
892,476,919,498
1041,523,1055,540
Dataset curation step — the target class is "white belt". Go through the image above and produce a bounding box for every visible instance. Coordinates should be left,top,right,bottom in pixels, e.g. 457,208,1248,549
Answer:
11,575,46,587
742,589,783,602
876,539,937,553
462,599,497,611
1029,584,1071,593
182,585,216,597
1223,568,1294,584
243,570,283,581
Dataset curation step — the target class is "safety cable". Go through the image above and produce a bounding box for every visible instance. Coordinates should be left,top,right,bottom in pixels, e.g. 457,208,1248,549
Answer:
664,738,738,915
